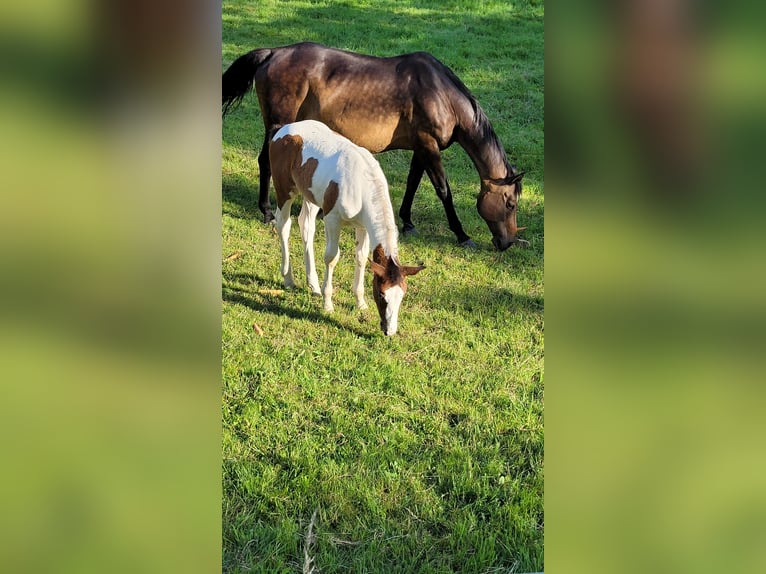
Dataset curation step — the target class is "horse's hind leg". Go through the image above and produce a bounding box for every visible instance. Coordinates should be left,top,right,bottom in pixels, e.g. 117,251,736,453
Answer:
298,200,322,295
258,130,276,223
353,227,370,310
399,153,425,235
419,140,475,247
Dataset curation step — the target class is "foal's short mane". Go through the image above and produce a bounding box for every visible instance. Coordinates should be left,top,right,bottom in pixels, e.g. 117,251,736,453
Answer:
358,147,399,260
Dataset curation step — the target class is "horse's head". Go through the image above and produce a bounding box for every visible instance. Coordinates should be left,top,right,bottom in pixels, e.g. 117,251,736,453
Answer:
369,245,425,336
476,171,527,251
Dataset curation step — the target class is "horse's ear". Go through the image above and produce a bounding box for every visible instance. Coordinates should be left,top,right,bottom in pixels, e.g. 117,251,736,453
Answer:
401,263,425,276
508,171,525,185
369,259,386,277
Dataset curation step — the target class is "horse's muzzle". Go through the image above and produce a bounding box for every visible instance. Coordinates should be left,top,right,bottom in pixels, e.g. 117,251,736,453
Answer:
493,235,529,251
492,236,513,251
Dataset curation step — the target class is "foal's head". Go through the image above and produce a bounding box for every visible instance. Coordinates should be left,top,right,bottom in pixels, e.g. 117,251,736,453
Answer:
476,171,526,251
369,245,425,336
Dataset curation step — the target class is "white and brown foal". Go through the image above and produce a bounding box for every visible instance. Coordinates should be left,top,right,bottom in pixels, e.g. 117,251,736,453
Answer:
269,120,424,336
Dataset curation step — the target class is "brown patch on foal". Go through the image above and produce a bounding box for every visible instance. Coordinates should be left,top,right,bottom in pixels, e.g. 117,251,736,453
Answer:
294,157,319,204
269,133,319,207
322,180,340,215
370,244,426,283
370,244,398,288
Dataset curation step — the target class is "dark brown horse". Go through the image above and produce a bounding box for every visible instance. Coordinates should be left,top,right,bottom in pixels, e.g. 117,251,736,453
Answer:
222,42,527,250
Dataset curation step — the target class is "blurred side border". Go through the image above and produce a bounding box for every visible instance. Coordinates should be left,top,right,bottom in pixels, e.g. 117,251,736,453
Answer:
0,1,222,573
547,1,766,573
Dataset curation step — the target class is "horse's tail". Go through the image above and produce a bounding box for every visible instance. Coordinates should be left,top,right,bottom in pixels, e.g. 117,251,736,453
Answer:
222,48,273,116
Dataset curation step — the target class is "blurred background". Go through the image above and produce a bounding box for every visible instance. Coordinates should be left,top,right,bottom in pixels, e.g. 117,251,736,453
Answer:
547,0,766,573
0,1,221,572
2,0,765,572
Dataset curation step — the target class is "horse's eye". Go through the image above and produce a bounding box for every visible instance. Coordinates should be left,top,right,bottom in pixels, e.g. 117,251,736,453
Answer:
506,199,515,210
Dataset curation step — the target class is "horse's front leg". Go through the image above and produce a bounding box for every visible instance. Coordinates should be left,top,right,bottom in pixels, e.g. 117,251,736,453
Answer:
399,153,425,236
321,218,341,313
353,227,370,310
419,141,476,248
274,199,295,288
298,200,322,295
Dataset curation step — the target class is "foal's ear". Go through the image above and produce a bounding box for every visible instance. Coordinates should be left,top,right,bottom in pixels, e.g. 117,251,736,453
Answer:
369,259,387,277
401,263,426,276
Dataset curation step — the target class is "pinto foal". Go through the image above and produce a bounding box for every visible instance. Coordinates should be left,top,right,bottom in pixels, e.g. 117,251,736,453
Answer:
269,120,425,336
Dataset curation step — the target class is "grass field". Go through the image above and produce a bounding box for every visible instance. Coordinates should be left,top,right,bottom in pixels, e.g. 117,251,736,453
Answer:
222,1,544,572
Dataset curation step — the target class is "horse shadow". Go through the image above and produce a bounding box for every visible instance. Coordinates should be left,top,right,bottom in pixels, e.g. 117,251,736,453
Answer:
222,172,261,220
445,285,544,317
398,196,545,258
222,271,377,340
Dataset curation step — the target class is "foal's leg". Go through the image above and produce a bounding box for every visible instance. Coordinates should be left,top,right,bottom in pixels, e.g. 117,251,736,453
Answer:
418,138,475,247
321,218,342,313
399,153,425,235
274,199,295,288
298,200,322,295
353,227,370,310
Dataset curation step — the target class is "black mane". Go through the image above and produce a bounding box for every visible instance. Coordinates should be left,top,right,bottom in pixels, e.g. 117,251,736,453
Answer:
438,60,518,184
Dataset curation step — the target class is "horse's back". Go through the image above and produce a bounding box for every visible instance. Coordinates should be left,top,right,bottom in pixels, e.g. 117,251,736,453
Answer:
260,44,467,152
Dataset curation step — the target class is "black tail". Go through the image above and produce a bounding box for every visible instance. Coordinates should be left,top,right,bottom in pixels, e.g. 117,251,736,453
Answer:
222,48,273,116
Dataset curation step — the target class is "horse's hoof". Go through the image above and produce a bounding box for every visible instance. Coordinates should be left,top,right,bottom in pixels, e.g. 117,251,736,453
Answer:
263,211,275,224
401,223,418,236
459,238,477,249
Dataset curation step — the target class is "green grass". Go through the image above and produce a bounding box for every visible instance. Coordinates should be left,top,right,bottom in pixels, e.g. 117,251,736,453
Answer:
222,1,544,572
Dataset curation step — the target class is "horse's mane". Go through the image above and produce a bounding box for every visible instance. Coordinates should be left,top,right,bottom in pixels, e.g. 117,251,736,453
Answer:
438,61,519,184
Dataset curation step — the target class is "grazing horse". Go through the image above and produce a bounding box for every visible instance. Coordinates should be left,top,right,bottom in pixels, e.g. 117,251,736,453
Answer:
269,120,425,336
222,42,527,250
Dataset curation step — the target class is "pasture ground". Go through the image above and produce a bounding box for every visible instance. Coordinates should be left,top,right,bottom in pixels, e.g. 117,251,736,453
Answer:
222,1,544,572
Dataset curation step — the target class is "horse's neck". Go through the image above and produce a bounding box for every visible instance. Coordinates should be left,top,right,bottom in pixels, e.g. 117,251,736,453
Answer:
456,106,512,181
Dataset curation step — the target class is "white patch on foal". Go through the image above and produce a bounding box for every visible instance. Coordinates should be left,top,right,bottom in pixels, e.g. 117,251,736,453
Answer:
382,285,405,336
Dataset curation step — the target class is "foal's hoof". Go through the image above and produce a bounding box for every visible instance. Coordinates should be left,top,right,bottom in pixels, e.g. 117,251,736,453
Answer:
263,211,275,224
401,223,418,236
458,238,478,249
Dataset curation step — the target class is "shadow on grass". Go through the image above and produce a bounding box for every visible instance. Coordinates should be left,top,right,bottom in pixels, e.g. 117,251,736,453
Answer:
222,173,260,220
223,271,377,340
444,285,544,316
399,198,545,257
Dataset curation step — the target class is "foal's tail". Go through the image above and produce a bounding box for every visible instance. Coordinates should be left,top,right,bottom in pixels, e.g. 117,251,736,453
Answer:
222,48,273,116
